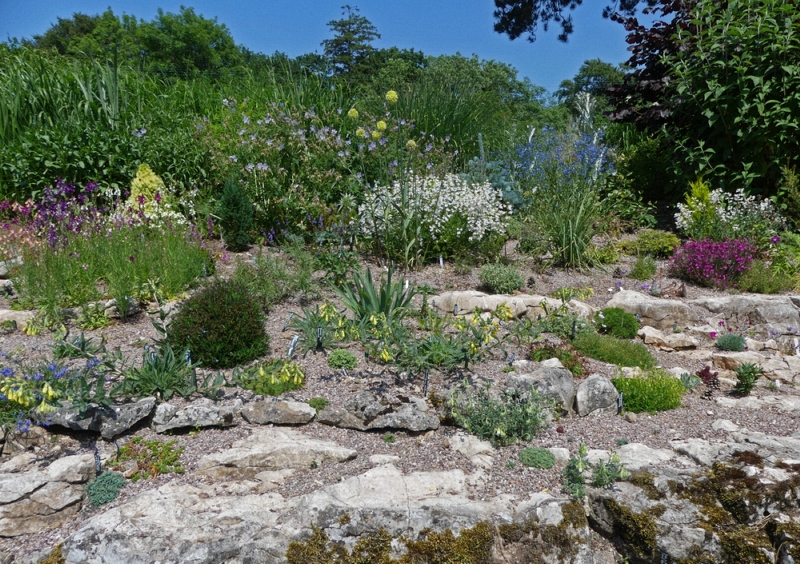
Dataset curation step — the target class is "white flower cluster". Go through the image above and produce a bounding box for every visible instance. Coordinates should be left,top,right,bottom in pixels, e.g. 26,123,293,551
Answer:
675,187,785,235
359,173,510,242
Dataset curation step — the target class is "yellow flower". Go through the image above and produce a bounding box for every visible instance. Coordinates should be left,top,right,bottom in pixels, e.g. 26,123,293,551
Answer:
356,127,366,138
406,139,417,150
348,108,359,119
380,348,392,362
371,130,382,140
385,90,398,105
376,120,387,131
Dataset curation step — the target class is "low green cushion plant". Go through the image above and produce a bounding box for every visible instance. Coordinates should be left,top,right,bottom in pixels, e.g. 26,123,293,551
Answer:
86,471,126,506
611,369,684,413
620,230,680,258
478,263,523,294
715,333,746,352
327,349,358,371
238,360,305,396
519,447,556,469
572,332,656,369
628,255,657,281
594,307,639,339
169,278,269,368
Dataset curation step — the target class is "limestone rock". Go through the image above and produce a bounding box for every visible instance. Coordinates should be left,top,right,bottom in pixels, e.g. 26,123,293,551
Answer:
241,399,316,426
448,432,494,467
615,443,674,471
367,400,440,432
0,310,34,328
691,294,800,335
607,290,695,331
2,425,49,456
196,428,357,480
431,290,594,321
42,397,156,439
0,454,94,537
713,350,766,371
576,374,619,417
369,455,400,465
152,398,241,433
507,366,576,414
318,393,439,432
638,325,699,350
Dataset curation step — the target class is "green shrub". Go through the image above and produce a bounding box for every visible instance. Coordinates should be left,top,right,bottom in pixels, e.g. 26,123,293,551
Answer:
585,243,620,265
169,278,269,368
86,471,126,506
327,349,357,371
519,447,556,469
628,255,657,281
611,369,684,413
572,333,656,369
478,263,523,294
307,397,329,412
594,307,639,339
734,363,763,396
450,386,552,447
715,333,746,352
217,177,254,252
736,260,794,294
620,230,681,258
529,344,584,376
238,360,305,396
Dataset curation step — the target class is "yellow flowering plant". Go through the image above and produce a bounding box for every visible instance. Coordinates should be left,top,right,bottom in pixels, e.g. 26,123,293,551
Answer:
385,90,398,105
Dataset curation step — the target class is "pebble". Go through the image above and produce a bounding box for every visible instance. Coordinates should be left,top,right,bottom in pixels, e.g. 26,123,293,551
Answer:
624,412,638,423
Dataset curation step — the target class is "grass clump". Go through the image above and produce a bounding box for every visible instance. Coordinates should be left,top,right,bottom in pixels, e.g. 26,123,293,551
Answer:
450,386,552,446
594,307,639,339
736,261,794,294
620,230,680,258
572,332,656,369
238,360,305,396
611,369,684,413
86,471,126,506
628,255,657,281
529,343,584,376
230,249,313,312
519,447,556,469
715,333,747,352
478,263,523,294
169,278,269,368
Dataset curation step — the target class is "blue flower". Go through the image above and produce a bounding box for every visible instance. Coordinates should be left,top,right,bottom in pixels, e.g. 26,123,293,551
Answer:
0,367,13,377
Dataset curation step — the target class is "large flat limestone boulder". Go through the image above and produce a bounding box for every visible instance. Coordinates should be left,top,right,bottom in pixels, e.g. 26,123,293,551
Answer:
607,290,695,331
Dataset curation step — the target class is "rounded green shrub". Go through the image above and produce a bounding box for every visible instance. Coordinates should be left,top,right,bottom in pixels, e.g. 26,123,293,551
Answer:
519,447,556,469
479,263,523,294
327,349,358,371
169,278,268,368
620,230,681,258
611,369,684,413
628,255,657,281
86,471,126,506
594,307,639,339
715,333,746,352
572,332,656,369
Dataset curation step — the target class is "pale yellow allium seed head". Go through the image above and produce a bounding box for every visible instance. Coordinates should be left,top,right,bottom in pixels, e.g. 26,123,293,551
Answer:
347,108,359,119
356,128,365,138
406,139,417,150
385,90,398,104
376,120,387,131
371,130,382,140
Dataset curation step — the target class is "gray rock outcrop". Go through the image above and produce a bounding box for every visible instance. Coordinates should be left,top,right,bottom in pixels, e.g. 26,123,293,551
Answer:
317,392,439,432
152,398,241,433
41,397,156,440
507,366,576,414
607,290,695,331
241,399,316,425
576,374,619,417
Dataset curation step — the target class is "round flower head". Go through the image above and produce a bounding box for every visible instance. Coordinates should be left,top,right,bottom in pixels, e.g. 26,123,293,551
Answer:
371,130,382,140
406,139,417,150
347,108,359,119
385,90,398,105
376,120,387,131
356,128,366,138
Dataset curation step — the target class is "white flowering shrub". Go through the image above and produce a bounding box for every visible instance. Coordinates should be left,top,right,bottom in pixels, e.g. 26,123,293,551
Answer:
675,179,785,246
359,173,510,267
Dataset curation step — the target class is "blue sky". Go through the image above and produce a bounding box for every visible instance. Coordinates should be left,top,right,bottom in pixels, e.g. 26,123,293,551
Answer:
0,0,643,93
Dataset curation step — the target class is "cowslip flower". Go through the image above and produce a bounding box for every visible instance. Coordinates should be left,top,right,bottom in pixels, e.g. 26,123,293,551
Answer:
347,108,359,119
385,90,398,104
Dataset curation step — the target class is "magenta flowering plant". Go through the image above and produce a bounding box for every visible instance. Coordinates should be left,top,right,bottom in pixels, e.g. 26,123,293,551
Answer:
669,238,755,288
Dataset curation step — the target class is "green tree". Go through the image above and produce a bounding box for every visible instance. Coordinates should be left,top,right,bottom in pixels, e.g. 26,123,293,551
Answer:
556,59,624,117
321,5,380,76
31,12,101,55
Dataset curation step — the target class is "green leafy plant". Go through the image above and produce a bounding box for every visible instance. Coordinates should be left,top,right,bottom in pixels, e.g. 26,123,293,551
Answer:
76,303,111,330
107,436,184,482
619,230,680,258
562,442,590,500
680,372,702,392
289,301,353,356
529,343,584,376
611,369,684,413
230,249,311,312
519,447,556,469
382,433,396,444
86,471,126,507
169,278,269,368
327,349,358,371
116,341,198,402
573,332,656,369
478,263,523,294
736,260,794,294
314,247,359,287
238,360,305,396
52,331,106,360
307,397,329,412
217,176,254,252
734,363,763,396
333,264,416,324
450,385,552,447
594,307,639,339
591,450,629,488
715,333,746,352
628,255,657,281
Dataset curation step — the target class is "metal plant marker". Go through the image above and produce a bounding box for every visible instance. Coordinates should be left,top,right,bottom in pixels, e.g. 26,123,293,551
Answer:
283,312,294,332
617,392,624,415
288,335,299,358
422,369,429,396
508,353,515,366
